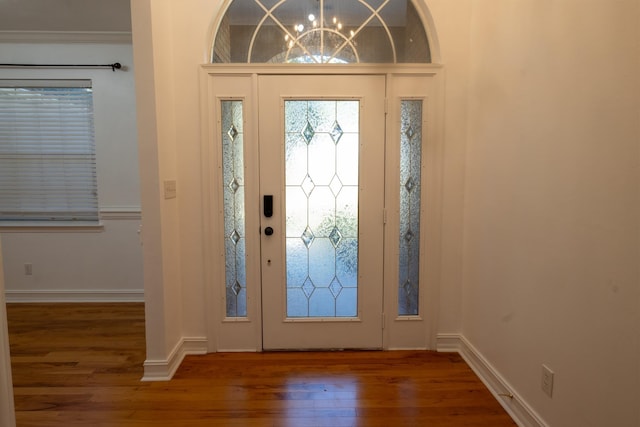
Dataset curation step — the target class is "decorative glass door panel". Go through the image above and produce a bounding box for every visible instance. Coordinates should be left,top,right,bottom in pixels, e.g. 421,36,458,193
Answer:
259,75,385,350
285,100,359,318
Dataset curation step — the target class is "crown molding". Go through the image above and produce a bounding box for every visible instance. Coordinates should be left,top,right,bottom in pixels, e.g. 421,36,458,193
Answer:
0,31,132,44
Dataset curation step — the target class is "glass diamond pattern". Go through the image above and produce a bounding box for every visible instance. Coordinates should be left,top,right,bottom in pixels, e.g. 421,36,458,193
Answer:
330,121,344,143
227,125,239,141
404,229,414,242
329,175,343,196
302,277,315,298
405,177,415,193
301,226,315,248
301,174,315,196
221,100,247,318
229,229,241,245
399,100,423,316
229,177,240,193
285,100,359,318
329,226,343,248
403,279,413,295
405,126,415,141
329,278,343,298
231,280,242,296
302,121,315,144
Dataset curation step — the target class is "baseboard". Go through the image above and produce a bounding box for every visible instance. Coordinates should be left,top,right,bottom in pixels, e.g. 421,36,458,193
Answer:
437,334,548,427
142,337,208,381
5,289,144,303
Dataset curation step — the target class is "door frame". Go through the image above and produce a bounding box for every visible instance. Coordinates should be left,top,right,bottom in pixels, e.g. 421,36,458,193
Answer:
200,64,444,352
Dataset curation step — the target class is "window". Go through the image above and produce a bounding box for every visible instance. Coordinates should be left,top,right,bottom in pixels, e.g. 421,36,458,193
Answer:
213,0,430,64
221,99,248,317
398,99,422,315
0,80,99,223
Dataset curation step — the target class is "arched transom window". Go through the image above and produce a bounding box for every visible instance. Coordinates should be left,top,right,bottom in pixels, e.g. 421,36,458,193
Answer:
212,0,431,63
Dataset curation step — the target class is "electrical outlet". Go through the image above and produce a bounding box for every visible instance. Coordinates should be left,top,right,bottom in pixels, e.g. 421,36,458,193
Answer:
541,364,554,397
24,263,33,276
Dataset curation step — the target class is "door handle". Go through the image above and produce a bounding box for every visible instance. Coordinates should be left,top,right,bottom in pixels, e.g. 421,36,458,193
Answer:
263,195,273,217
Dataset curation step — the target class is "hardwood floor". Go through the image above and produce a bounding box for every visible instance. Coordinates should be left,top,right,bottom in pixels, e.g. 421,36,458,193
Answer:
7,303,517,427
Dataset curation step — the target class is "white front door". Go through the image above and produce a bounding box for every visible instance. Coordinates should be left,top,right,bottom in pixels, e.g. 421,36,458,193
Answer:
258,75,386,350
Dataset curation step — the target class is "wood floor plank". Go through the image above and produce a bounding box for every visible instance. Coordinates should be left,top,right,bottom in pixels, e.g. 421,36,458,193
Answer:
7,303,517,427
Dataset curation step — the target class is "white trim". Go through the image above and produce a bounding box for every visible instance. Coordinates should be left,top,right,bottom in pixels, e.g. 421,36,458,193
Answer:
142,337,208,381
0,31,132,44
5,289,144,303
0,208,141,231
0,238,17,427
437,334,549,427
434,333,462,353
99,207,142,220
0,222,105,233
201,63,442,75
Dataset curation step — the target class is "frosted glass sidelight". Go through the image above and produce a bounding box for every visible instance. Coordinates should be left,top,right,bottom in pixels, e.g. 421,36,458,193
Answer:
221,100,248,317
213,0,430,64
398,100,422,316
285,100,359,317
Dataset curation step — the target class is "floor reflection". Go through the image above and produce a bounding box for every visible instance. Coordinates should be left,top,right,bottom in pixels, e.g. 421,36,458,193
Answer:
281,375,360,427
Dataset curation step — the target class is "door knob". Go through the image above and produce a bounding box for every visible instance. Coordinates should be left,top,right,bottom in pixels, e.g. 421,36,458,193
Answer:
264,227,274,236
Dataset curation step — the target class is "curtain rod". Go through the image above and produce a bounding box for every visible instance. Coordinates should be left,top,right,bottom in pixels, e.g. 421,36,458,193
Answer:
0,62,122,71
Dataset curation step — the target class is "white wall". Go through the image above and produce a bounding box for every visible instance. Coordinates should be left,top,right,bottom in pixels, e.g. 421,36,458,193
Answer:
0,40,143,301
0,237,16,427
131,0,191,367
463,1,640,426
427,0,472,334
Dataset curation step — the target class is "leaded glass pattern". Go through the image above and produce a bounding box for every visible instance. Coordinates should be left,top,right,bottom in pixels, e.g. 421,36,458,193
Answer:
213,0,430,64
398,100,422,316
285,100,359,317
221,100,247,317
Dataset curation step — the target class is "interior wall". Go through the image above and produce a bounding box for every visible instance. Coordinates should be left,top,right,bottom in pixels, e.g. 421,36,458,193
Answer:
0,237,16,427
463,1,640,426
426,0,471,335
0,41,143,301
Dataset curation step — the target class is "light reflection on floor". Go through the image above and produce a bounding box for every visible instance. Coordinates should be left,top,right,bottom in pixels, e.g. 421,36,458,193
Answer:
281,375,360,427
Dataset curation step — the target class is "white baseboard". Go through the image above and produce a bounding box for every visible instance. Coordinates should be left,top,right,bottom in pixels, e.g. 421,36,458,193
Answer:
437,333,548,427
142,337,208,381
5,289,144,303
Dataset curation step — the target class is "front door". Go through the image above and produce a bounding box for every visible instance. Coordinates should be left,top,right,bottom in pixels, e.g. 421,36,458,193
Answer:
207,70,436,352
258,75,386,350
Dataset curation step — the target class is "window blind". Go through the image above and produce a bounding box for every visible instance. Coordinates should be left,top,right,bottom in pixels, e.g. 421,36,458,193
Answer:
0,80,99,222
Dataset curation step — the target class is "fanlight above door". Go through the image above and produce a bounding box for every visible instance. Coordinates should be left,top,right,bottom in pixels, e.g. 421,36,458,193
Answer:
212,0,431,63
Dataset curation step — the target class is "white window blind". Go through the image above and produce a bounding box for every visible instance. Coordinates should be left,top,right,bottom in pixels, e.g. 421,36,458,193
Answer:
0,80,98,222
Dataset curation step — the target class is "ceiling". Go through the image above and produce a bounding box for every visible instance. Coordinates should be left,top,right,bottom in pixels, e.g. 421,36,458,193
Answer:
0,0,131,32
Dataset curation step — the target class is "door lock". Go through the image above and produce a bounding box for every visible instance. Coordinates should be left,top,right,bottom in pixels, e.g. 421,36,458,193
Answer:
264,226,274,236
263,195,273,217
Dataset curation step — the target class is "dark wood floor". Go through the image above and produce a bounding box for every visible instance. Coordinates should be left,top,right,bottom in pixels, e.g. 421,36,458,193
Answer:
7,303,517,427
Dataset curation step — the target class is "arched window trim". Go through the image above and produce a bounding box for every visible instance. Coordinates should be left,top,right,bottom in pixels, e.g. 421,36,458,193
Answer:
208,0,441,65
